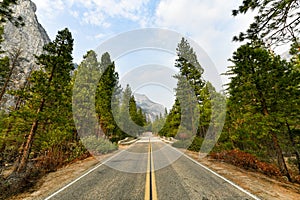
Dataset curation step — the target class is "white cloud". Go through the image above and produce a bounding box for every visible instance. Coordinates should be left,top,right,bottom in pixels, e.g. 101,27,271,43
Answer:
83,10,105,26
33,0,150,27
33,0,65,19
154,0,249,50
87,0,150,26
154,0,255,86
95,33,106,39
70,10,79,18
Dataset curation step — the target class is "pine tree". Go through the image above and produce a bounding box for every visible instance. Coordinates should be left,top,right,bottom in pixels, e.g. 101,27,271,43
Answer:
116,85,148,137
129,95,147,136
0,56,9,100
162,38,204,139
16,28,74,172
175,38,205,102
174,74,199,140
118,85,139,137
73,50,101,138
225,42,296,180
0,47,25,106
159,98,181,137
118,85,132,137
95,52,120,139
233,0,299,45
282,41,300,172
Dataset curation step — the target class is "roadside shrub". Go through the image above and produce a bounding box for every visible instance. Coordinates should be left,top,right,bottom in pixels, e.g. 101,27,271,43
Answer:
34,141,90,173
295,175,300,184
35,147,65,172
172,136,204,151
187,136,203,152
210,149,281,177
81,135,118,155
212,142,234,153
172,140,191,149
110,133,132,143
66,141,90,162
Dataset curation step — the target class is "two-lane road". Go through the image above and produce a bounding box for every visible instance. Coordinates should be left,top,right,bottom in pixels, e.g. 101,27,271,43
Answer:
45,136,259,200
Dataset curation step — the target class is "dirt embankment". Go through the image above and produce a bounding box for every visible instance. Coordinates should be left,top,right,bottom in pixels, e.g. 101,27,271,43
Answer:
9,147,300,200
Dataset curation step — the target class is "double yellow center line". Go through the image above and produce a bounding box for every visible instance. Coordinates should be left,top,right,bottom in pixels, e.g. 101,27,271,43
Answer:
144,138,158,200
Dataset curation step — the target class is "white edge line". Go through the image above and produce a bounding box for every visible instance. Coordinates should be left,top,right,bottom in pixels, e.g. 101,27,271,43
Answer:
44,142,136,200
168,143,261,200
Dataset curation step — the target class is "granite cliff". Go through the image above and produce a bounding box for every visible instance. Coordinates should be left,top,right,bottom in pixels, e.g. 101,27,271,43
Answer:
0,0,50,107
1,0,50,74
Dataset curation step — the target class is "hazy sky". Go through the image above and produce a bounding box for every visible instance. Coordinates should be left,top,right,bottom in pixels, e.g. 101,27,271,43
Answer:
31,0,261,109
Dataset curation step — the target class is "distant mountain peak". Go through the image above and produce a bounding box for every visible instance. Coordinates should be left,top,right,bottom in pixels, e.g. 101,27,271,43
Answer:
133,93,165,122
134,93,155,104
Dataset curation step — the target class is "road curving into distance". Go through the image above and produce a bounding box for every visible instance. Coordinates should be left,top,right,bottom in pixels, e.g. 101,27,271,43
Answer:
45,135,260,200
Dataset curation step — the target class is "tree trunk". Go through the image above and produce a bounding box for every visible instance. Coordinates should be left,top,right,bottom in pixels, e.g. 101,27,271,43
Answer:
252,68,291,181
16,59,57,172
1,95,23,141
17,99,45,172
16,52,58,172
0,48,22,103
0,61,15,103
286,120,300,173
0,70,12,103
271,132,291,181
1,66,33,155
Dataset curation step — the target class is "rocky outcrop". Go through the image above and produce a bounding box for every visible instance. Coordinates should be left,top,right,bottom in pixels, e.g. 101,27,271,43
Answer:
1,0,50,74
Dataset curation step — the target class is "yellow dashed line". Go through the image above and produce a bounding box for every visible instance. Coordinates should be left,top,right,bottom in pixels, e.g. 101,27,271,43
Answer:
150,143,158,200
145,138,158,200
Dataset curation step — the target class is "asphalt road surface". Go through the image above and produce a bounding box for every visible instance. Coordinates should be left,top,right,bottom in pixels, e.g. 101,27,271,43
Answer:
45,136,259,200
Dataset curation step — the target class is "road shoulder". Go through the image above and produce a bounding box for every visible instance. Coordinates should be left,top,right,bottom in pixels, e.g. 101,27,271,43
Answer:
185,150,300,200
8,149,125,200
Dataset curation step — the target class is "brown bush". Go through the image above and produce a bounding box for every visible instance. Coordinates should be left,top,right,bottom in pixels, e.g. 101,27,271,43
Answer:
294,175,300,184
34,143,89,173
34,151,65,172
210,149,281,177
